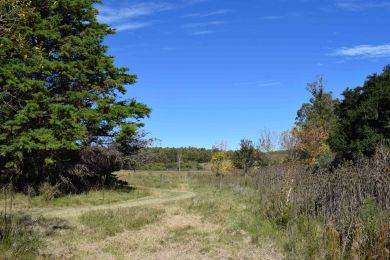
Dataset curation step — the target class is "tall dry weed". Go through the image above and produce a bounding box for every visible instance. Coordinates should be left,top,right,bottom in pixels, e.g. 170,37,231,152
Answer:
254,145,389,258
351,224,363,260
371,224,389,260
325,223,341,260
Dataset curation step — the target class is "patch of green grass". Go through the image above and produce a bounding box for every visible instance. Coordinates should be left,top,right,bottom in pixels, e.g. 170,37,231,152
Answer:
179,187,236,224
185,197,220,218
232,210,281,243
165,225,208,243
118,171,287,252
0,188,150,209
281,216,326,259
0,216,42,259
178,176,285,248
79,207,165,238
0,213,70,259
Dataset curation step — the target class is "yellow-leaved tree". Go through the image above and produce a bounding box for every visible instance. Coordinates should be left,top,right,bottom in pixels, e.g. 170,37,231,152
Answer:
210,151,233,176
292,126,332,165
294,77,337,166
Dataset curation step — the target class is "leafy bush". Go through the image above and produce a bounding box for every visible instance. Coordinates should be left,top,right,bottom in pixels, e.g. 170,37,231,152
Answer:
2,145,130,195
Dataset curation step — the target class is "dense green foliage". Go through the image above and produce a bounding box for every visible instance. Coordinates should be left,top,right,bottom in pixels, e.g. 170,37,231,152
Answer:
0,0,150,191
329,66,390,160
295,77,338,132
292,67,389,164
232,139,264,172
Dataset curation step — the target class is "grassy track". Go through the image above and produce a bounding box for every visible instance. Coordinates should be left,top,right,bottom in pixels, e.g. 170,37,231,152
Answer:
2,171,283,259
30,187,195,219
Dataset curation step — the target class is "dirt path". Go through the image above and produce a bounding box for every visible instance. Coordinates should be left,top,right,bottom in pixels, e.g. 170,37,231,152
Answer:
32,185,283,259
30,187,196,219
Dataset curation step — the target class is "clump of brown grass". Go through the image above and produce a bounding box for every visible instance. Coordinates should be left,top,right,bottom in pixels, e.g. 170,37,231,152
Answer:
351,223,362,260
39,182,61,201
325,223,341,260
372,224,389,260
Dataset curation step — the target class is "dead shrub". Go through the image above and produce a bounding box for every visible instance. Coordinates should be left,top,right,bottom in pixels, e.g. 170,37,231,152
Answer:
39,182,61,201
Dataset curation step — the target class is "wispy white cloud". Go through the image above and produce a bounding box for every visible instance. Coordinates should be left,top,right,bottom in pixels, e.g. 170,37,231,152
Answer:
98,1,216,32
332,44,390,58
97,2,174,32
183,20,225,28
185,9,229,17
97,1,226,34
97,3,174,24
183,6,229,36
261,11,308,21
336,1,390,11
257,80,281,87
115,22,152,32
192,30,215,35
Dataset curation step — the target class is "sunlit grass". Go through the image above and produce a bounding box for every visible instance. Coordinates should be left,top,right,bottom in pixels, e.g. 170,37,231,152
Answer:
79,207,165,239
117,170,193,189
0,188,151,209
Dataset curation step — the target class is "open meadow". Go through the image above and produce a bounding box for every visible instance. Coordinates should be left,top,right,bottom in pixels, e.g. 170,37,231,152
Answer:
1,164,389,259
1,170,284,259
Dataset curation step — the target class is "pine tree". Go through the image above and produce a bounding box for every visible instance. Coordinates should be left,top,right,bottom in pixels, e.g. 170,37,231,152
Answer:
329,66,390,160
0,0,150,189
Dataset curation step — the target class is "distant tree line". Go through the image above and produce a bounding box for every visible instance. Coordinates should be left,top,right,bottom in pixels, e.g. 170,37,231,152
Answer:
132,147,213,171
146,147,212,164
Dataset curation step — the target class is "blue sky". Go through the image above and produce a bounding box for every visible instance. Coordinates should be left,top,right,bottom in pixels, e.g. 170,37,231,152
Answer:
97,0,390,149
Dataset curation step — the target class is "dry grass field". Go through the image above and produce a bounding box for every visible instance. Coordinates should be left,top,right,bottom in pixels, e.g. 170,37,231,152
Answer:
2,163,389,259
0,170,284,259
